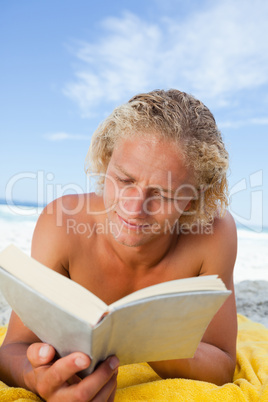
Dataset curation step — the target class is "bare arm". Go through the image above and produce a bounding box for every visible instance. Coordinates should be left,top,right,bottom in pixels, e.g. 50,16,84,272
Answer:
149,212,238,385
0,314,118,400
0,197,119,401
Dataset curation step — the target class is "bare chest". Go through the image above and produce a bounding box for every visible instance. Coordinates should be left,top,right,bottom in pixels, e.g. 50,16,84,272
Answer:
68,238,202,306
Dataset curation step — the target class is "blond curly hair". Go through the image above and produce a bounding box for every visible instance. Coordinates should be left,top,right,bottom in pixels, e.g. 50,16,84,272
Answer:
85,89,229,226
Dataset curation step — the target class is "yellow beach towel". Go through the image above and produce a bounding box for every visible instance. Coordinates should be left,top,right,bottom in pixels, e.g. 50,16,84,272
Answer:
0,315,268,401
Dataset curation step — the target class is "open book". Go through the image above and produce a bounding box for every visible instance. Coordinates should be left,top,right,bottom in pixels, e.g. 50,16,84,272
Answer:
0,245,231,376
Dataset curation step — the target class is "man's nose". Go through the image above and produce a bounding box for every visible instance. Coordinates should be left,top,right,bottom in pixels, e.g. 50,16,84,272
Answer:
119,186,147,217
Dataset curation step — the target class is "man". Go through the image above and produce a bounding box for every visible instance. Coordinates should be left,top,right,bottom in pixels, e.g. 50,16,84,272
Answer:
0,90,237,401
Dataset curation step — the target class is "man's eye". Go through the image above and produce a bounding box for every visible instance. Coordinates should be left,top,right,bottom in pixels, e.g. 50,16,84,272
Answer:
115,176,132,184
160,194,174,201
152,190,173,201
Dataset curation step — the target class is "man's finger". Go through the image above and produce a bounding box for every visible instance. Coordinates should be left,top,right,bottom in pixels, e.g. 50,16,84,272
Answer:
106,374,118,402
27,343,56,367
64,357,119,402
32,352,90,399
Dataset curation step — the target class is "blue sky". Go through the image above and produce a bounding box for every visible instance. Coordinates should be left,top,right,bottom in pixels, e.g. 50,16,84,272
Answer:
1,0,268,230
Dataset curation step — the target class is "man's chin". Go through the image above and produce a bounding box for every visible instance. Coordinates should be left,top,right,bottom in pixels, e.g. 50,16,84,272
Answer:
110,228,153,247
107,216,162,247
111,235,149,248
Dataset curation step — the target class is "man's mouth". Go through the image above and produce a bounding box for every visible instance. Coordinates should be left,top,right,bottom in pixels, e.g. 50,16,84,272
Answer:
117,214,151,230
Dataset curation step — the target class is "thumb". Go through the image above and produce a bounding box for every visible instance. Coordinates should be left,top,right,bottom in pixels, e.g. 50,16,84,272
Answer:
27,343,56,368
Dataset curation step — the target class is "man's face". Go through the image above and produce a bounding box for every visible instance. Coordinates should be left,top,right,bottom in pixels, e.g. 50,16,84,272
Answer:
103,134,196,247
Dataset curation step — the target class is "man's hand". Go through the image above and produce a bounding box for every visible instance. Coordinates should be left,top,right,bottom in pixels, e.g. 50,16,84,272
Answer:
25,343,119,401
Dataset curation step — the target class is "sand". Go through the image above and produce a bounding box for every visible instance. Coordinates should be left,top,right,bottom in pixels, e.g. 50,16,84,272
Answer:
0,291,12,326
235,280,268,327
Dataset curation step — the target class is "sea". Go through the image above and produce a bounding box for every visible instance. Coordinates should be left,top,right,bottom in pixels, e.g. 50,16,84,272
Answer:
0,201,268,284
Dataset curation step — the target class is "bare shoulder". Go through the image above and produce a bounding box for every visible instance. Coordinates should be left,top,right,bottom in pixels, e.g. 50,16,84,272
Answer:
199,211,237,285
211,210,237,241
31,193,104,275
207,211,237,259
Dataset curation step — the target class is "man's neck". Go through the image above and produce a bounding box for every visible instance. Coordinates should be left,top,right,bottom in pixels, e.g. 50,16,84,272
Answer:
106,230,179,273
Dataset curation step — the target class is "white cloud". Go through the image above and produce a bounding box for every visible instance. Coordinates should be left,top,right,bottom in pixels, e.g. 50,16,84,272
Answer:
63,12,164,116
63,0,268,116
219,117,268,129
44,132,90,141
250,118,268,126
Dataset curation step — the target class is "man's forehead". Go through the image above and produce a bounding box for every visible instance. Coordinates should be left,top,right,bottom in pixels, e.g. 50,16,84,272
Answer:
109,135,194,182
111,160,194,192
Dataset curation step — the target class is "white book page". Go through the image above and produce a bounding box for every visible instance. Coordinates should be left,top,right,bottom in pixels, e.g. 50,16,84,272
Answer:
0,245,107,324
90,290,230,372
109,275,228,310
